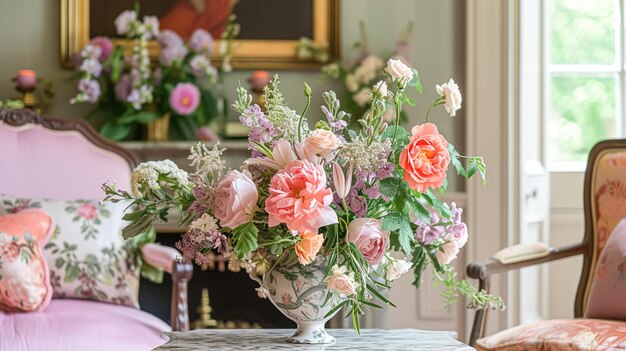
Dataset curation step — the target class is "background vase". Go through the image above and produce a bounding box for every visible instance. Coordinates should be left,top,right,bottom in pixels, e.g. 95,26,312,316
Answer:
249,256,343,344
146,113,170,142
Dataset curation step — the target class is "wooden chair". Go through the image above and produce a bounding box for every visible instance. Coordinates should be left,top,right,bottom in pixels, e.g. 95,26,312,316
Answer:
467,139,626,350
0,109,193,351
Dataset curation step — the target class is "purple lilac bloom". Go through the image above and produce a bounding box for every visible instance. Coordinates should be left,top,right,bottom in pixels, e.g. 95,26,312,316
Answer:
208,231,229,254
448,203,468,241
80,58,102,77
346,190,367,217
190,55,215,77
415,212,445,244
159,45,188,66
376,162,394,179
78,78,100,103
414,203,468,245
189,29,214,55
158,30,184,48
239,104,275,154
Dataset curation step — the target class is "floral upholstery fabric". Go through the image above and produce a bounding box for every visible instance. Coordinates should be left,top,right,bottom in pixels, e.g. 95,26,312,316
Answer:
585,218,626,320
477,319,626,351
593,152,626,256
0,210,54,312
0,194,142,308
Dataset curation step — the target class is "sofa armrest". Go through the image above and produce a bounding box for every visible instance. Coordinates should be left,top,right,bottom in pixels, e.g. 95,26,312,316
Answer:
141,243,193,332
141,243,180,274
466,242,586,346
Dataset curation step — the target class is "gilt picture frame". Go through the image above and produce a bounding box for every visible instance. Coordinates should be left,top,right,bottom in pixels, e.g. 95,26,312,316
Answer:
60,0,340,69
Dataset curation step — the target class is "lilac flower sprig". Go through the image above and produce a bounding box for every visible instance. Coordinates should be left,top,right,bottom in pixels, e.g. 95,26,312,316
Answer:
320,91,350,132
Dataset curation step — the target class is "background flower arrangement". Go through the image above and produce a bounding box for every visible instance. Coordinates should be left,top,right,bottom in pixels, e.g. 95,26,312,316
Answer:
103,57,503,331
70,5,237,141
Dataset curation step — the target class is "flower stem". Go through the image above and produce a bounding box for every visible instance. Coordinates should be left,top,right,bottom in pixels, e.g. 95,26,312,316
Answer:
298,84,312,143
391,98,402,146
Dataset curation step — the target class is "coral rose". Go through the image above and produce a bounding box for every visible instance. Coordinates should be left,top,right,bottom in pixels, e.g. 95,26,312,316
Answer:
399,123,450,192
295,231,324,265
303,129,340,158
214,170,259,229
348,218,389,265
265,160,338,232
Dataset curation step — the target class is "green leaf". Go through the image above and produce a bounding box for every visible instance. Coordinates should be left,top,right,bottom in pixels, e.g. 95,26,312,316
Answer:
232,222,259,259
55,257,65,269
100,122,132,141
422,190,452,219
448,143,467,177
411,247,427,288
383,213,414,255
118,111,158,125
366,284,396,307
64,264,80,282
379,177,401,198
407,197,430,223
122,215,154,239
323,299,348,318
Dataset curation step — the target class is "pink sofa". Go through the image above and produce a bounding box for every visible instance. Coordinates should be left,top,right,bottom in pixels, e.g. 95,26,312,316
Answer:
0,109,192,351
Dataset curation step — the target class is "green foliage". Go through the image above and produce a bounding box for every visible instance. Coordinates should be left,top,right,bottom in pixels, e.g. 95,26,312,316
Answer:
433,265,505,311
232,222,259,259
448,144,487,186
382,213,414,255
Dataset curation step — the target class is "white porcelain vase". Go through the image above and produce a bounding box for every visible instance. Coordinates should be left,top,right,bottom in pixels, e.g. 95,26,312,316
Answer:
249,256,342,344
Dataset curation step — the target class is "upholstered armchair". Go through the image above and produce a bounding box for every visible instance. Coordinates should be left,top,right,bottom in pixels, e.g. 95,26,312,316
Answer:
0,109,192,350
467,139,626,350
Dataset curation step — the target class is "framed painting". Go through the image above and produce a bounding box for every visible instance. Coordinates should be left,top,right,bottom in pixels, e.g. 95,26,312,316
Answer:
60,0,340,69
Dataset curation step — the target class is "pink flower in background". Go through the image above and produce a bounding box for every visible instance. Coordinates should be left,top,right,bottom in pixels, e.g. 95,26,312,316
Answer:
196,126,219,142
265,160,338,232
89,37,113,61
399,123,450,192
169,83,200,115
77,203,98,220
114,74,133,102
348,218,388,265
214,170,258,229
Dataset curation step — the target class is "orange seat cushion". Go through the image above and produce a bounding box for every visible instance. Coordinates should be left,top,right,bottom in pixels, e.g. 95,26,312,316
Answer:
477,319,626,351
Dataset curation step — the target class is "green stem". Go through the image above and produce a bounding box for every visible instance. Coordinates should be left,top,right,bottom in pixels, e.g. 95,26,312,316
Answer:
391,99,402,146
298,93,312,143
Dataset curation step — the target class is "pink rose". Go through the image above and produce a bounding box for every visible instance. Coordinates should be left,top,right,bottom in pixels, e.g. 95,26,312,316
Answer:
265,160,338,232
399,123,450,193
348,218,389,265
77,203,98,220
326,265,357,296
214,170,259,229
303,129,340,158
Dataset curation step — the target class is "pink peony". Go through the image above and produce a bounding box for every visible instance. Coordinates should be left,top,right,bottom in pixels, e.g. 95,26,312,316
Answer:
169,83,200,115
89,36,113,61
214,170,259,229
265,160,338,232
348,218,389,265
77,203,98,220
399,123,450,193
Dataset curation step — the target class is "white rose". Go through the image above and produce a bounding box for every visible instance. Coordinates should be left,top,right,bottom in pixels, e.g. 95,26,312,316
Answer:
436,78,463,117
373,80,388,98
385,58,414,87
386,258,412,281
345,73,359,92
353,88,372,107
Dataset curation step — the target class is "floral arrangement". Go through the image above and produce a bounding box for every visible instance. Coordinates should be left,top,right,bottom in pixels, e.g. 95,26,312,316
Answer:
319,22,417,126
103,58,503,330
70,6,237,141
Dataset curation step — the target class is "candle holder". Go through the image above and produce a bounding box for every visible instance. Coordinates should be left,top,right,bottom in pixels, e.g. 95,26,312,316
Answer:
12,70,38,108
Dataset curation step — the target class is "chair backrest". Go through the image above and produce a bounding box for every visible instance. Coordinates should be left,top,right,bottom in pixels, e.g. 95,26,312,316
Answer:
0,109,136,200
576,139,626,316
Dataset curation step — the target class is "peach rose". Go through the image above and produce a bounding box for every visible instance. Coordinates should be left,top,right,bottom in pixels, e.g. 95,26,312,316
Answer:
399,123,450,192
214,170,259,229
303,129,340,158
295,231,324,265
265,160,338,232
326,265,357,296
348,218,389,265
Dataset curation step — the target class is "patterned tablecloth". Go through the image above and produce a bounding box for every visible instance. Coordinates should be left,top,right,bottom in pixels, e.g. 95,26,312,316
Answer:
154,328,475,350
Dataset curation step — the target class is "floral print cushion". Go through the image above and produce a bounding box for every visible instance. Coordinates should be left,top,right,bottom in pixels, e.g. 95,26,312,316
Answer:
0,194,142,308
477,319,626,351
593,152,626,255
0,209,54,312
585,218,626,320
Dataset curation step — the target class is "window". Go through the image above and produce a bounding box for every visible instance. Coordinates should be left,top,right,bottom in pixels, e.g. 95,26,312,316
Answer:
547,0,620,169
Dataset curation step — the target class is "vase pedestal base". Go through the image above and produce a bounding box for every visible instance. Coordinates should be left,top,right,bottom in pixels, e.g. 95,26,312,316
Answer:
285,321,335,344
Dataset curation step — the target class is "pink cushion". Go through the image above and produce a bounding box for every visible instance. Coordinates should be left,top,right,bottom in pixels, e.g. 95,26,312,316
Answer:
0,299,169,351
476,319,626,351
0,122,131,200
0,210,54,312
585,218,626,320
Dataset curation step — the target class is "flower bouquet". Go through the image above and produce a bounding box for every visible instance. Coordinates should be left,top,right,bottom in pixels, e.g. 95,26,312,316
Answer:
103,58,503,344
70,6,237,141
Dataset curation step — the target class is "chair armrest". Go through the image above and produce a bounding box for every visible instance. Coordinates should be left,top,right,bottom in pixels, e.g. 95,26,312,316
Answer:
140,243,193,332
141,243,181,274
466,242,586,346
467,243,586,280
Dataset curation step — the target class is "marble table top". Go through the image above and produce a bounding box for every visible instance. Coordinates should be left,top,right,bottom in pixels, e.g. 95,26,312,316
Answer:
154,328,475,351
